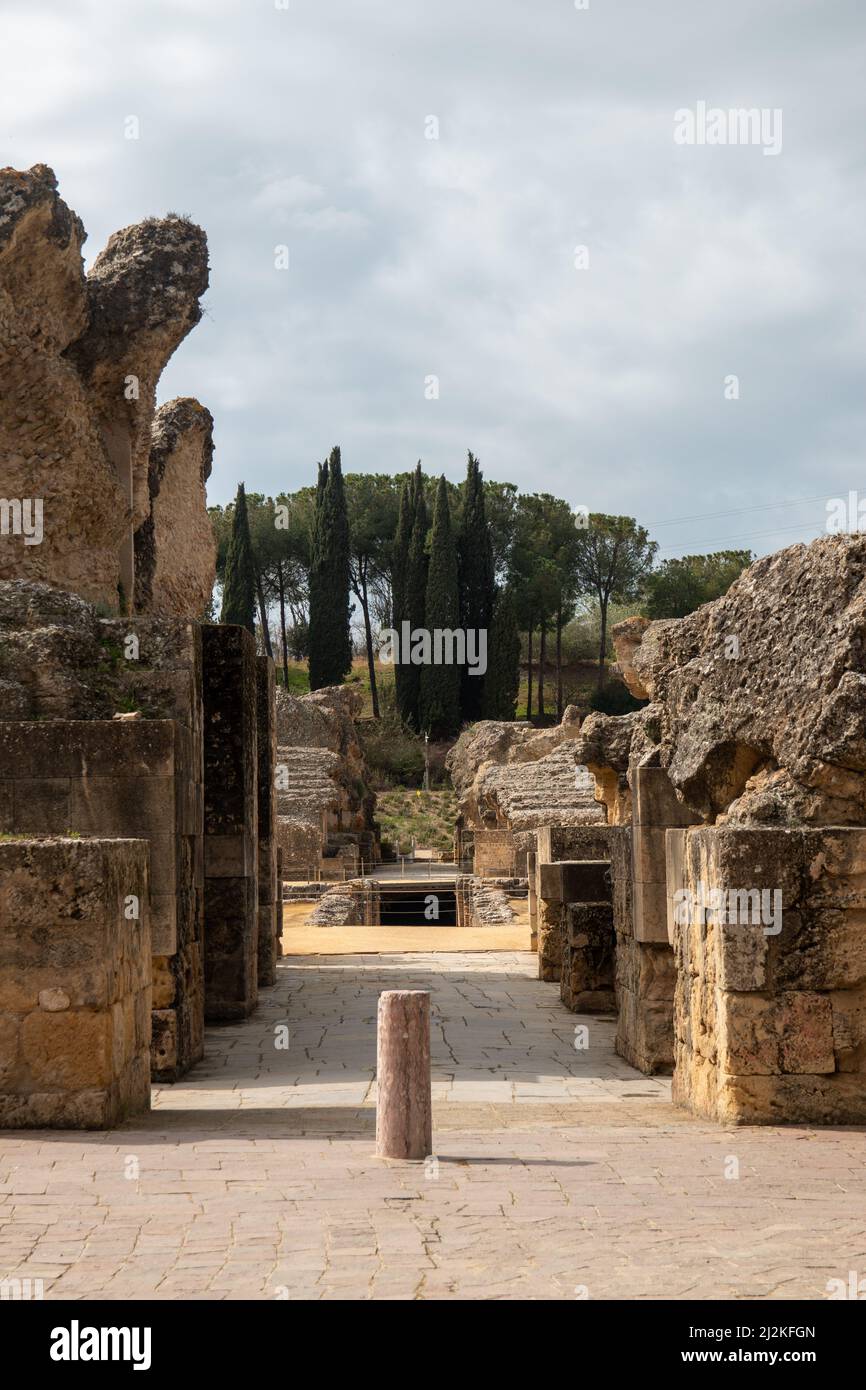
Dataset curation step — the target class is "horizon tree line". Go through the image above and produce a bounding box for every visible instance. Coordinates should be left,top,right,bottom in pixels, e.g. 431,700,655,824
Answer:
213,456,752,731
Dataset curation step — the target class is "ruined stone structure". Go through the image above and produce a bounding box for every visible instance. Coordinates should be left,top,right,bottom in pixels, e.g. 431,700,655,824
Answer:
202,626,259,1022
0,167,274,1126
446,708,604,874
135,398,217,619
556,535,866,1121
533,825,616,983
668,826,866,1125
0,165,212,612
455,876,517,928
275,685,378,879
0,838,151,1128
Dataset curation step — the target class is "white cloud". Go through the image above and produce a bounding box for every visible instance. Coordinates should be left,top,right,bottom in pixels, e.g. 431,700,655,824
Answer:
2,0,865,560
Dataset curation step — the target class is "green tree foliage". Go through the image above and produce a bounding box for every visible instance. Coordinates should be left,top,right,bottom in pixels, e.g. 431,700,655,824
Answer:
644,550,752,618
391,476,414,722
483,585,520,720
419,475,461,738
509,493,576,719
402,462,429,728
308,446,353,690
573,514,658,689
219,482,256,633
458,452,495,721
345,474,400,719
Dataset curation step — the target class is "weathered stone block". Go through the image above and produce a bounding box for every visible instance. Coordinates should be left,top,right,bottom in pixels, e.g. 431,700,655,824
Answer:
671,825,866,1124
0,717,204,1081
473,829,515,877
560,903,615,1012
0,837,151,1129
539,859,612,906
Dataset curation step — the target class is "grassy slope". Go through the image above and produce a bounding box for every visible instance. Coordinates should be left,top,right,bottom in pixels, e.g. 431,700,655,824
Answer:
375,787,458,856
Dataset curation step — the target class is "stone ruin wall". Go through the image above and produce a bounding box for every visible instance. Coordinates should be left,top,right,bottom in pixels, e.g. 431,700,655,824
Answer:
0,165,215,613
0,166,272,1127
561,534,866,1122
275,684,378,881
446,708,605,876
668,825,866,1125
0,838,151,1129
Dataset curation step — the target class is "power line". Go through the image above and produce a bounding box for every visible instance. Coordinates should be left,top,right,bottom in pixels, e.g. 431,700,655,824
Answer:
656,519,828,552
647,492,836,530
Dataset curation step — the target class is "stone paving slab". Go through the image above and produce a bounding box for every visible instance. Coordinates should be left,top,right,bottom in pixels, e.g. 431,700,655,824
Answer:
0,952,864,1300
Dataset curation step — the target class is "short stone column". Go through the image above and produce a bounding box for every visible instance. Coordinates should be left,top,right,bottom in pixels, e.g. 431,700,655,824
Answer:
376,991,432,1160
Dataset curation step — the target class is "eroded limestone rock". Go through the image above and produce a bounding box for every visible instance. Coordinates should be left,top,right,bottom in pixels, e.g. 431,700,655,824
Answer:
611,615,652,699
0,164,212,612
135,398,216,618
68,213,209,536
446,706,603,834
0,166,127,606
578,535,866,827
275,686,377,878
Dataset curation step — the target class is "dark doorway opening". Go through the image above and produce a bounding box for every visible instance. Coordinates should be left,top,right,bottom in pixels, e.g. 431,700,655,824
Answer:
378,887,457,926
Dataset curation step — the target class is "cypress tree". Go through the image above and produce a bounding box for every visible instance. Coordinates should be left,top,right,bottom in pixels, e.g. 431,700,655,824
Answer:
458,451,495,721
308,446,352,689
307,458,328,686
419,475,461,738
220,482,257,634
402,462,428,728
483,585,520,720
391,476,414,723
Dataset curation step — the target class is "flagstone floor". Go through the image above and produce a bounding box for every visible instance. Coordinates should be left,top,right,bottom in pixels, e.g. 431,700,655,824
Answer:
1,952,864,1300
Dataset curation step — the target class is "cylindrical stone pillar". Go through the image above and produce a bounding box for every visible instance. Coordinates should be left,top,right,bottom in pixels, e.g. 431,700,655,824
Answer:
376,990,432,1160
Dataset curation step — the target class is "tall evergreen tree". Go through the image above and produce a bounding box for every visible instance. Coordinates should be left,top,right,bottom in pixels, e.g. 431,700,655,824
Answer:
402,462,428,728
483,585,520,720
391,476,414,722
308,446,353,689
220,482,257,634
419,475,461,738
306,459,328,684
458,451,495,721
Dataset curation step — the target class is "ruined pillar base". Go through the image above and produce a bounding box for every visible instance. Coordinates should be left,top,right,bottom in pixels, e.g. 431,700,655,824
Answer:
0,838,151,1129
560,903,616,1012
668,826,866,1125
610,826,675,1075
203,626,259,1022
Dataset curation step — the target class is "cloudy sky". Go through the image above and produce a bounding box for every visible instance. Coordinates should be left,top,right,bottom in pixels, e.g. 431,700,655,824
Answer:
3,0,865,558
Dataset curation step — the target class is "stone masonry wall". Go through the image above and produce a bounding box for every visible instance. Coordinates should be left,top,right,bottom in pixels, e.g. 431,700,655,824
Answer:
202,625,259,1022
668,825,866,1124
0,837,151,1128
473,829,516,877
612,825,675,1074
535,826,616,982
0,717,204,1083
0,164,211,612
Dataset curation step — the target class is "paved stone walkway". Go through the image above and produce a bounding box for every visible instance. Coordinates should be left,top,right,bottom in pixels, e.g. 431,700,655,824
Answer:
1,952,864,1300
